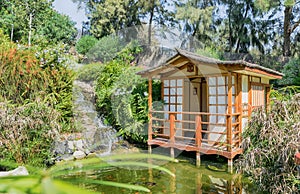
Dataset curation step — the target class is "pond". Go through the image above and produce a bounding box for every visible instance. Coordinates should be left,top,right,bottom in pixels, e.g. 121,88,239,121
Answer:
64,150,260,194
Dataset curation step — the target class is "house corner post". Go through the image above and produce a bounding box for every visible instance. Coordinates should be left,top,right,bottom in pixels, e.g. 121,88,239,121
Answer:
227,72,233,168
148,77,153,154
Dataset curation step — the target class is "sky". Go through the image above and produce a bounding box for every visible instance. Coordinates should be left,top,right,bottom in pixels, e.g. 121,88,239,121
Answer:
53,0,87,29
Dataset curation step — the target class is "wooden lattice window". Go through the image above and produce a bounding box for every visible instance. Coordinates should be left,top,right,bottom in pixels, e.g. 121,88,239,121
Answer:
208,75,237,124
251,84,265,108
163,79,183,120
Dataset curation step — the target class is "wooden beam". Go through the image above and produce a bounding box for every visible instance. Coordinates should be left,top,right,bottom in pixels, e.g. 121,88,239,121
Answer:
148,78,153,142
170,113,175,145
248,76,252,117
169,56,190,66
195,115,202,148
237,74,242,148
245,67,282,79
227,72,233,153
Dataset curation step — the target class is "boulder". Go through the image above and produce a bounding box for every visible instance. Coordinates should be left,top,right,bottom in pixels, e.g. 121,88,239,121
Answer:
0,166,29,177
73,150,86,160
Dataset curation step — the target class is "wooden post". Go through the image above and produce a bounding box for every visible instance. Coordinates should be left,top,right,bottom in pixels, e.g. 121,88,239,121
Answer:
195,114,202,167
237,74,242,147
248,76,252,117
148,78,153,153
227,73,233,167
170,112,175,158
196,151,201,167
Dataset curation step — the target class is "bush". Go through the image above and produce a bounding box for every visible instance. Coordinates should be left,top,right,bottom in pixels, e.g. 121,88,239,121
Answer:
0,101,60,167
75,35,98,55
236,92,300,193
76,62,104,83
278,58,300,86
95,42,161,143
0,31,75,132
86,35,125,63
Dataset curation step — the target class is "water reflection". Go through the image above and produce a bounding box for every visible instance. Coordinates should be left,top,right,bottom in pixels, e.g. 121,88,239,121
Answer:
69,160,256,194
146,162,244,194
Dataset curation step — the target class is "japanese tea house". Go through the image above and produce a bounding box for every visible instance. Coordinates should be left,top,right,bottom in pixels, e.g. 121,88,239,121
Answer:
137,48,283,167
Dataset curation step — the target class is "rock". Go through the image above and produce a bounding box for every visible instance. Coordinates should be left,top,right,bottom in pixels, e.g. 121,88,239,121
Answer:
74,139,84,151
53,141,67,155
86,153,98,158
67,141,75,151
0,166,29,177
61,154,75,161
73,150,86,160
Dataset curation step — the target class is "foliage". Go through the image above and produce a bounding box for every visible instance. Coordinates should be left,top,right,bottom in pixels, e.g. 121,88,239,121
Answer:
278,58,300,86
0,0,76,45
0,154,177,193
75,35,98,55
94,42,161,143
0,101,60,167
0,33,75,130
88,0,141,38
76,62,104,83
35,11,77,46
236,92,300,193
86,35,125,63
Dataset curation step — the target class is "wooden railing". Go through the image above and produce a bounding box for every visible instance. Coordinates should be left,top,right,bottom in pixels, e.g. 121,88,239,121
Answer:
149,111,242,152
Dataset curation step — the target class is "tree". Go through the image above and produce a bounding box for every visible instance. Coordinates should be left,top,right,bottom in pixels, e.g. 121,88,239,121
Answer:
255,0,300,57
75,35,98,55
87,0,141,38
0,0,76,45
138,0,176,45
175,0,215,50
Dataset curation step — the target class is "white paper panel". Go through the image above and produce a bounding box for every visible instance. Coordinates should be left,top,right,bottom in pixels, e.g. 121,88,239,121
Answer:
177,88,183,95
164,105,169,111
164,97,169,103
209,96,217,104
218,96,226,104
164,80,169,87
218,106,226,114
164,88,169,95
209,87,217,95
209,77,216,85
177,114,182,120
218,116,226,124
170,105,176,112
177,96,182,103
170,88,176,95
177,79,183,86
218,86,226,95
209,106,217,113
170,96,176,103
177,105,182,112
210,115,217,123
218,77,225,85
242,75,248,103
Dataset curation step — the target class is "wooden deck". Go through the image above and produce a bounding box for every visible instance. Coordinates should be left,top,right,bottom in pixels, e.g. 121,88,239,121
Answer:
148,111,243,161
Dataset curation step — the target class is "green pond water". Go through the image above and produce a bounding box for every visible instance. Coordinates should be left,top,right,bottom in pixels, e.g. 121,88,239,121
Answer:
64,151,260,194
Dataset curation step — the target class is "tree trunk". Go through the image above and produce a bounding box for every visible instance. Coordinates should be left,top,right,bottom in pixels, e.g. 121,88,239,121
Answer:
283,6,292,57
148,0,155,45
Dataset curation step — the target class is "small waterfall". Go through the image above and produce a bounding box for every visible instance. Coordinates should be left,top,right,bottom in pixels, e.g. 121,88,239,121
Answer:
73,80,120,154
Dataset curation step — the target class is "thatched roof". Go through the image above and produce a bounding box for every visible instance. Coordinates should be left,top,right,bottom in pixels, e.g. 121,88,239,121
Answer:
137,48,283,78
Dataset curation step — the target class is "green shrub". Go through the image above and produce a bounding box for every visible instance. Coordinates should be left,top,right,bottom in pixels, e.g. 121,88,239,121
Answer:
0,31,75,132
86,35,125,63
0,101,60,167
278,58,300,86
236,92,300,193
75,35,98,55
76,62,104,83
95,42,161,143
